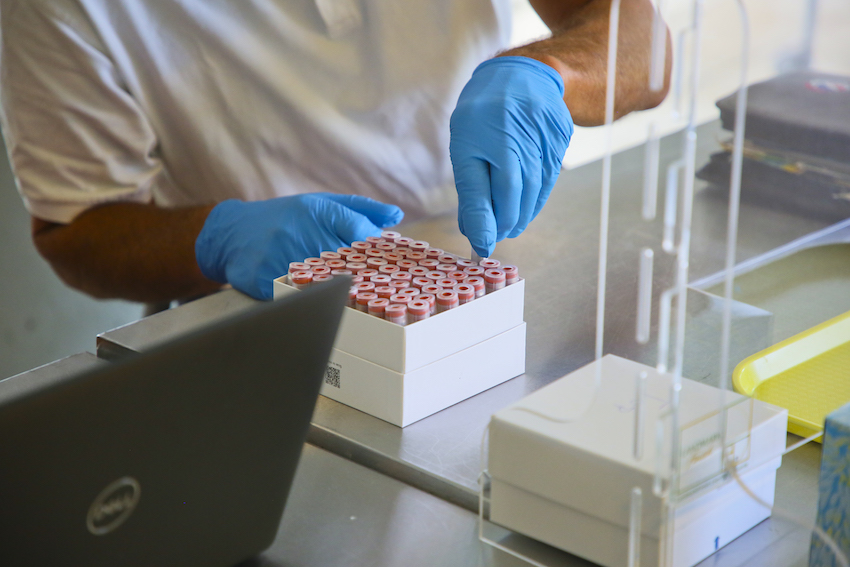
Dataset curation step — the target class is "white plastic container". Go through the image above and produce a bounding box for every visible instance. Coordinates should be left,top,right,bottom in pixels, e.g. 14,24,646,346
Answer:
274,277,526,426
488,355,788,567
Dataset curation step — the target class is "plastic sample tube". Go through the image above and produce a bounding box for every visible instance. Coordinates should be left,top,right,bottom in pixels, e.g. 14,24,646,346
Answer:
456,284,475,304
351,275,364,284
356,292,378,312
289,262,311,276
437,254,458,265
408,266,430,278
410,240,429,253
448,271,467,281
398,287,420,298
384,253,403,264
484,269,506,294
391,272,412,282
463,266,485,277
375,286,395,299
389,280,410,291
331,269,353,277
384,303,408,325
414,293,436,314
436,290,459,313
436,264,457,273
353,281,376,294
313,274,333,283
395,237,414,247
304,257,325,267
346,253,368,263
348,286,357,307
346,262,367,274
366,257,388,269
378,264,401,275
389,294,412,306
422,284,443,297
479,258,501,269
456,259,477,269
425,248,444,259
336,247,355,259
393,247,410,257
465,276,485,298
365,236,384,246
381,230,401,242
370,274,392,286
365,249,385,258
426,271,447,282
367,297,389,318
358,269,379,281
311,266,332,276
412,277,431,288
407,300,431,323
502,265,519,285
437,278,457,289
418,259,440,270
397,260,418,271
320,251,342,261
406,252,427,262
376,242,397,252
351,241,371,252
291,271,313,290
325,259,347,270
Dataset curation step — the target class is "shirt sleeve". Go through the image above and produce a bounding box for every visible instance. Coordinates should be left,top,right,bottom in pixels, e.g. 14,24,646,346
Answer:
0,0,164,224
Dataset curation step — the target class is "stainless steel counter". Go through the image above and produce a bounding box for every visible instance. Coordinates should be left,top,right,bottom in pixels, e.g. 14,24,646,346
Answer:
262,444,592,567
97,121,836,564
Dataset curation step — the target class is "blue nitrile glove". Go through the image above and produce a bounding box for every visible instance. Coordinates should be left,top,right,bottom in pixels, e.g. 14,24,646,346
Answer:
196,193,404,300
450,56,574,258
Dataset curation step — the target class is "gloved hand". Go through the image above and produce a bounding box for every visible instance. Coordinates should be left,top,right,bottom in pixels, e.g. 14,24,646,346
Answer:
196,193,404,300
450,56,574,258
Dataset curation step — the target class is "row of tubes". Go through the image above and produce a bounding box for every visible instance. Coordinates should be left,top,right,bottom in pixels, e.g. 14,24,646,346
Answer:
285,231,519,325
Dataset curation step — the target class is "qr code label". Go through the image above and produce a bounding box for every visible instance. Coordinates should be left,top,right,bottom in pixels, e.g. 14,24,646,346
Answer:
325,363,342,389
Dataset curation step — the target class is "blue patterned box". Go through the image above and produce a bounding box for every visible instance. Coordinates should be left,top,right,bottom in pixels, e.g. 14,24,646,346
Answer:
810,402,850,567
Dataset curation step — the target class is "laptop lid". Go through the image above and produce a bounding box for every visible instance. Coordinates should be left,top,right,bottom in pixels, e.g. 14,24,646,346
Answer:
0,277,348,567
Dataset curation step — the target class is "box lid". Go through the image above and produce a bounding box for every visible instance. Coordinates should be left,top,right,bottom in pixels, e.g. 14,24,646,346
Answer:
489,355,787,535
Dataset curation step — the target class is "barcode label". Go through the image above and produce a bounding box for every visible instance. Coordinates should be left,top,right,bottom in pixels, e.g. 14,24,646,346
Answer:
325,363,341,388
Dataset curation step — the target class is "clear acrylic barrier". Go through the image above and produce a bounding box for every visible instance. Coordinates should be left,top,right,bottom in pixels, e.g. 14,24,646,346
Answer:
480,0,850,565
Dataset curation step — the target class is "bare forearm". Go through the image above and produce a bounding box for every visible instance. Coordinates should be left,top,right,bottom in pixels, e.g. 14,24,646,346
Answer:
32,202,222,303
506,0,672,126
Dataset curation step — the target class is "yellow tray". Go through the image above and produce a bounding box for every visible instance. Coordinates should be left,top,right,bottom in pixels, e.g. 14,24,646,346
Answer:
733,309,850,442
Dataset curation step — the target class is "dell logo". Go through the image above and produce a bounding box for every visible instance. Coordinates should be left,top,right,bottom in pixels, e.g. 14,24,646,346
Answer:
86,477,141,535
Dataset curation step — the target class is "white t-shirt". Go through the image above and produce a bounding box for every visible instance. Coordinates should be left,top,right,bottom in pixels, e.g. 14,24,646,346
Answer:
0,0,511,224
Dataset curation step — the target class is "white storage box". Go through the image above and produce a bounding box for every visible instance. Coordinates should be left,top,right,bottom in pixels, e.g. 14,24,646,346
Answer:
274,277,526,426
488,355,788,567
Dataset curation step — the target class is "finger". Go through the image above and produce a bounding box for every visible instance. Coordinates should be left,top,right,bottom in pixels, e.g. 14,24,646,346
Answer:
230,245,282,301
489,148,523,242
508,147,542,239
324,200,385,245
319,193,404,228
453,156,496,257
528,138,568,224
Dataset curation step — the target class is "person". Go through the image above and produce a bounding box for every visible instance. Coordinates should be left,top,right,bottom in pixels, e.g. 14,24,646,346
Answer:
0,0,670,302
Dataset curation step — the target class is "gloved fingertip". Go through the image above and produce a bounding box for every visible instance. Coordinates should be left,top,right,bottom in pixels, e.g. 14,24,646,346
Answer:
380,207,405,228
469,232,495,258
472,242,493,258
508,226,525,239
258,277,277,300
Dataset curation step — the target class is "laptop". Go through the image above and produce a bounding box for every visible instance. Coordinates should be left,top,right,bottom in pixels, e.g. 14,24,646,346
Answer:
0,277,349,567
